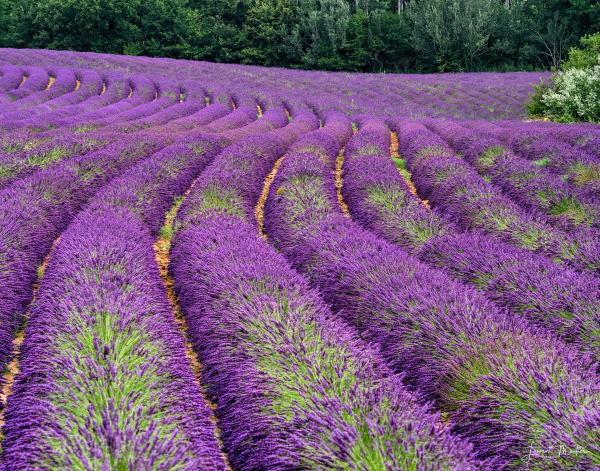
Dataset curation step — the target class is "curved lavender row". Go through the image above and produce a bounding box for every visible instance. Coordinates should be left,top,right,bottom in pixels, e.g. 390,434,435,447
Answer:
0,74,148,131
14,73,132,130
0,133,111,190
419,232,600,361
202,105,257,133
31,75,158,130
343,117,456,250
341,118,600,362
390,119,600,274
426,119,600,231
175,113,319,235
2,48,546,120
464,121,600,202
0,103,238,190
2,135,226,468
97,135,226,237
139,103,232,136
170,127,482,470
68,77,180,130
172,217,482,470
1,209,226,470
0,64,23,91
0,75,104,132
0,69,104,127
180,80,209,102
286,111,354,170
95,99,203,135
268,111,321,146
0,66,49,102
0,136,170,376
264,143,600,468
229,92,258,109
0,68,77,113
218,107,288,141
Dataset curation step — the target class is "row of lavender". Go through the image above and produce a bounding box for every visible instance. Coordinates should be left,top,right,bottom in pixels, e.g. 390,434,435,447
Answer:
0,59,299,392
1,136,228,469
262,116,599,468
341,118,600,362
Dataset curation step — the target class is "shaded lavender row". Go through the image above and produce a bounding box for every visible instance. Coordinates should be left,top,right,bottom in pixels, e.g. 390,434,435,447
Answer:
390,118,600,274
170,118,483,469
340,117,599,362
425,118,600,231
470,121,600,201
1,134,227,469
263,137,600,468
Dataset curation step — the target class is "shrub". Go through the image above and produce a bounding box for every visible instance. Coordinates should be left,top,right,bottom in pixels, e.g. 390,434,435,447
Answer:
528,33,600,123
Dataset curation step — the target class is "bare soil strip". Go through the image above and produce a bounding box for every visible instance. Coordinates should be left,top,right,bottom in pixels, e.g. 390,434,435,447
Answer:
390,132,430,209
255,157,284,239
335,148,351,218
154,193,232,470
45,76,55,90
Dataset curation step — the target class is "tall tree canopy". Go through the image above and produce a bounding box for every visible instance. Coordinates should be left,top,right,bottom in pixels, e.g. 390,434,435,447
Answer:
1,0,599,72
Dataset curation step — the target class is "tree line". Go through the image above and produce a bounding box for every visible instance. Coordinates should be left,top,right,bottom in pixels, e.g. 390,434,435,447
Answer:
0,0,598,73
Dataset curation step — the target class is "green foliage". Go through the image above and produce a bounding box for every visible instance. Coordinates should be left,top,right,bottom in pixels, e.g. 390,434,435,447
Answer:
0,0,599,73
564,33,600,69
407,0,502,72
528,32,600,123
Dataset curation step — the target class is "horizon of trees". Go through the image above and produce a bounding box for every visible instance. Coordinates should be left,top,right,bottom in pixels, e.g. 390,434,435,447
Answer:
0,0,598,73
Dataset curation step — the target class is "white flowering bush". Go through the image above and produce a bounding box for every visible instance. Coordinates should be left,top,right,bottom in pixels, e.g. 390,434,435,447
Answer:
539,65,600,122
528,33,600,123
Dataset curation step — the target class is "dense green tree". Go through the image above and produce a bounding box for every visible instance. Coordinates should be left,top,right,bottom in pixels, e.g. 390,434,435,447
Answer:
407,0,503,71
241,0,301,66
0,0,598,73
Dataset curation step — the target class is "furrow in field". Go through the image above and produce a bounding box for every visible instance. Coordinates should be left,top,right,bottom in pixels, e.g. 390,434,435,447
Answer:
154,192,232,470
390,131,430,208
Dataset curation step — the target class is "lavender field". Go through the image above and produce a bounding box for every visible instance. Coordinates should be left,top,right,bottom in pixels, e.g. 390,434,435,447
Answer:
0,48,598,470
